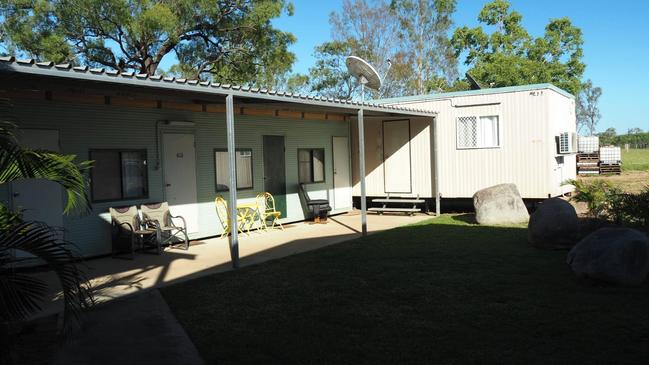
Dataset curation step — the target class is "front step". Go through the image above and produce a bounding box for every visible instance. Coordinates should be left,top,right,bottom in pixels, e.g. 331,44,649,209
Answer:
369,207,421,214
369,194,423,215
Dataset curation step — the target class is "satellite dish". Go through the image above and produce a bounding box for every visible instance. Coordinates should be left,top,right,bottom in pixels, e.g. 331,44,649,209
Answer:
346,56,382,91
465,72,482,90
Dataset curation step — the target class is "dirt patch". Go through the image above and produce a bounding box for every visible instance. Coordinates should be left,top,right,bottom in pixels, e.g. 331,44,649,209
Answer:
579,170,649,193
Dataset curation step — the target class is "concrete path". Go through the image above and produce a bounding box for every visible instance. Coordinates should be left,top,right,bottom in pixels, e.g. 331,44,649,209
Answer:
54,289,204,365
38,212,432,316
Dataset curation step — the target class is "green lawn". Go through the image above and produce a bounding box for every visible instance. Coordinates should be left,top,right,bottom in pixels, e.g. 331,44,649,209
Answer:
622,148,649,171
162,215,649,364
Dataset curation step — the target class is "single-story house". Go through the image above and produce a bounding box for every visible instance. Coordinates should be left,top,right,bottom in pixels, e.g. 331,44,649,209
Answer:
0,57,577,260
352,84,577,211
0,57,434,259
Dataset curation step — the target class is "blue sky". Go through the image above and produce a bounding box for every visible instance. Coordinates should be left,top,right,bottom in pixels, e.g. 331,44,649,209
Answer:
272,0,649,134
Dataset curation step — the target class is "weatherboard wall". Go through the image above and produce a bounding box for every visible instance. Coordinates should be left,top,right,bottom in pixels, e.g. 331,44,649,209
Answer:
3,96,350,257
547,90,577,196
350,117,435,198
379,86,577,199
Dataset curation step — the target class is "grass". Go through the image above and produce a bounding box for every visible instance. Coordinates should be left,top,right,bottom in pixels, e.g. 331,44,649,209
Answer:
580,149,649,193
622,148,649,171
162,215,649,364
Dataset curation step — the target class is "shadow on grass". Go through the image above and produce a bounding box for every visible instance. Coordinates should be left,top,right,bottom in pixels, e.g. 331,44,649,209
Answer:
449,213,477,224
161,216,649,365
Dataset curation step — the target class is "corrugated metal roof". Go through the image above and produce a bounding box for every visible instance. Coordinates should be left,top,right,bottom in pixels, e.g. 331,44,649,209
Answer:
374,83,575,105
0,56,436,117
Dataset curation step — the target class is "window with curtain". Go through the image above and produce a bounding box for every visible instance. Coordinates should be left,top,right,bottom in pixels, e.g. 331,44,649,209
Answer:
215,149,254,191
90,149,148,202
456,115,500,149
298,148,325,183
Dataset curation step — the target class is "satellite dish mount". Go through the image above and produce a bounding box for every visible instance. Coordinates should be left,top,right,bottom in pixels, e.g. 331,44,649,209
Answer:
345,55,382,237
345,56,382,103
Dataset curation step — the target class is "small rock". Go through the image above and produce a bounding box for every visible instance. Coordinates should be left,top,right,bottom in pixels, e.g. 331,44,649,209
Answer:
473,184,529,225
528,198,579,249
567,227,649,286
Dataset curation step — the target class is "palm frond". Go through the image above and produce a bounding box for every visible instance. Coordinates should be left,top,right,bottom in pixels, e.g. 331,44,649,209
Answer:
0,145,92,215
0,98,92,215
0,203,23,232
0,222,94,332
0,98,20,149
0,271,48,323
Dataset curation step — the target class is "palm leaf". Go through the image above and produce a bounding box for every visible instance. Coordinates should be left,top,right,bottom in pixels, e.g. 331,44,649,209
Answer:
0,146,92,214
0,203,23,232
0,98,92,215
0,98,19,149
0,222,94,332
0,271,48,323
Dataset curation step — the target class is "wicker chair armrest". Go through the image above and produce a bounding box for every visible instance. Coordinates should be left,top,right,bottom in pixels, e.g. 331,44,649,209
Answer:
142,217,161,229
112,221,134,236
168,214,187,230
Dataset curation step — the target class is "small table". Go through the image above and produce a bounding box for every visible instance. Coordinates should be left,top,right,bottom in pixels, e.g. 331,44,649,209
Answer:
134,227,162,254
236,202,261,234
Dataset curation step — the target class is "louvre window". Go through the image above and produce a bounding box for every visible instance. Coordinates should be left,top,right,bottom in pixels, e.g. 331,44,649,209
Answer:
90,149,148,202
456,115,500,149
298,148,325,183
215,149,254,191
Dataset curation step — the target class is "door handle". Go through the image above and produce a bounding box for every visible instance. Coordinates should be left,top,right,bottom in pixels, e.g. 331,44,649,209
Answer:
165,184,171,187
12,192,20,197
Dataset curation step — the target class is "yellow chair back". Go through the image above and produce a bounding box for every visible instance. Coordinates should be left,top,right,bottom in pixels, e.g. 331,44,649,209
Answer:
257,192,278,213
214,196,229,229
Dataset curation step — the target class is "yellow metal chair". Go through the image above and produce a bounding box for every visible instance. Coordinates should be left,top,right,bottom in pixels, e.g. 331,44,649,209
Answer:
256,192,284,231
214,196,248,238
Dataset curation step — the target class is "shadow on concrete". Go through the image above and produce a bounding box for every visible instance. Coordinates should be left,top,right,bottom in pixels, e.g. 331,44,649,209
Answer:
19,214,428,364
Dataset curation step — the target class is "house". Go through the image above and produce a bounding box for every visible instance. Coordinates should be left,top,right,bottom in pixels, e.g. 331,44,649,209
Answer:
0,57,434,258
351,84,577,212
0,57,577,260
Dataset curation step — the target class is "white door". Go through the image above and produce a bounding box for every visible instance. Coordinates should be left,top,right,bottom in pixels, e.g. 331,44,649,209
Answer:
383,120,412,193
11,129,64,228
332,136,352,210
163,133,199,234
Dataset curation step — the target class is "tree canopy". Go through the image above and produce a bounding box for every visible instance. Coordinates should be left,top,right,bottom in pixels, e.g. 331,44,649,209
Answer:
0,0,296,86
0,0,593,99
293,0,458,100
390,0,458,94
291,0,408,100
451,0,585,95
599,128,649,148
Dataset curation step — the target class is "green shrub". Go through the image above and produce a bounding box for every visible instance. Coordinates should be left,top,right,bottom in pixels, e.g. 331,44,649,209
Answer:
567,179,621,219
609,186,649,232
569,179,649,232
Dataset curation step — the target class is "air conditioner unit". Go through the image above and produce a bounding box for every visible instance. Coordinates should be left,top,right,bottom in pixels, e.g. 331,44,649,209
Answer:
558,132,577,154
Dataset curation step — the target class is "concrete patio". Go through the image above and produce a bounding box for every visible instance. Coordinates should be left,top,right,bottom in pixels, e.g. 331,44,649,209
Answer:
41,212,432,316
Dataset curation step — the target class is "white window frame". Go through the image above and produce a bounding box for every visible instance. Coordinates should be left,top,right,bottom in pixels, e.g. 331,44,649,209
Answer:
214,148,254,192
298,148,326,184
456,114,502,149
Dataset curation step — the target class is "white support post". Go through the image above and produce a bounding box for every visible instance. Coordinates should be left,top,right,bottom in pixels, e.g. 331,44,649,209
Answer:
225,94,239,268
432,116,441,216
358,86,367,236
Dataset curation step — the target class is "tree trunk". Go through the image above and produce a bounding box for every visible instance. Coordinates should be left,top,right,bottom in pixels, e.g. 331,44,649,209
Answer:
141,58,158,76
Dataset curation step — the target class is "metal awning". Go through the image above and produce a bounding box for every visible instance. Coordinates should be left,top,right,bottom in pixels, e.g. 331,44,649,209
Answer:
0,57,436,118
0,56,437,269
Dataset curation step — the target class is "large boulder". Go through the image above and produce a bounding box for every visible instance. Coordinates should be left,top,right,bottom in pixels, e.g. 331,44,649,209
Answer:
473,184,529,225
567,227,649,286
528,198,579,249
